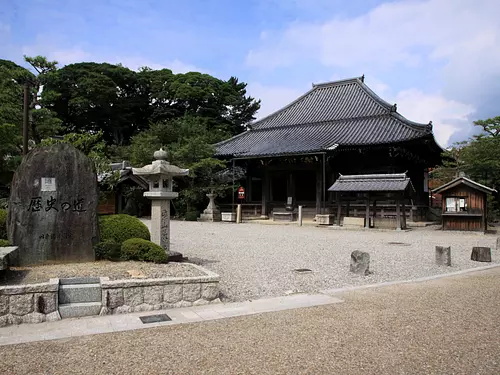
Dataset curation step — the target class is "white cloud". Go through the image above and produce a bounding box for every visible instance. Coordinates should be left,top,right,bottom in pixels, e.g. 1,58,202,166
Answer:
394,89,475,148
246,0,500,145
246,82,306,120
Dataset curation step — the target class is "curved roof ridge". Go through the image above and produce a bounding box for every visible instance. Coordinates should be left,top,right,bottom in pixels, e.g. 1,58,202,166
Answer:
390,112,432,133
311,76,364,88
357,79,395,111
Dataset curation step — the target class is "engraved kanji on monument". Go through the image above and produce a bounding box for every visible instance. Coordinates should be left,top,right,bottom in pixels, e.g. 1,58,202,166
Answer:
7,143,99,266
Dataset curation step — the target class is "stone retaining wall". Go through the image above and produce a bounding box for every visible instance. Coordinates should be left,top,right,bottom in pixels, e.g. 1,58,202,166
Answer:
99,264,221,315
0,279,61,327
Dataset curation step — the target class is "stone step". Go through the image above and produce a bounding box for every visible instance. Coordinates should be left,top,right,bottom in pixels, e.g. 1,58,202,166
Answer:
59,283,101,304
59,302,102,319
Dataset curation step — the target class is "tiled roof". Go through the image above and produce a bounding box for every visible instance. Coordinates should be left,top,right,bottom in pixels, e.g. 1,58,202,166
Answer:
328,173,414,192
432,176,497,195
215,76,438,158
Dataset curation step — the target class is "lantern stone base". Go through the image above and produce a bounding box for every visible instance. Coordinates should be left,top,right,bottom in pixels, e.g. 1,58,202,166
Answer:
198,212,222,222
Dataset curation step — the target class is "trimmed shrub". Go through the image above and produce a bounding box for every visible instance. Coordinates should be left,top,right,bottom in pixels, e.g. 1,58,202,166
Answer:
121,238,168,263
0,209,7,239
184,210,200,221
94,241,121,261
0,239,10,247
99,214,150,244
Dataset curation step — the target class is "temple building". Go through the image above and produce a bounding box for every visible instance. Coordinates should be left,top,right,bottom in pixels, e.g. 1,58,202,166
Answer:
215,76,442,223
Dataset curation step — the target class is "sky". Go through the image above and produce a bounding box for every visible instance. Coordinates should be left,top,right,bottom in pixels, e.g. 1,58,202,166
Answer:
1,0,500,148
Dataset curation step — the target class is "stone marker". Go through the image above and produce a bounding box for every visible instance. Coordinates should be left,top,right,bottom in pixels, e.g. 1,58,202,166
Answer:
435,246,451,266
7,143,99,266
350,250,370,275
471,247,492,262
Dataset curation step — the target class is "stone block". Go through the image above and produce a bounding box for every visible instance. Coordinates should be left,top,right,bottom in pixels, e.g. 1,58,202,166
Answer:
435,246,451,266
343,217,365,228
7,314,23,325
45,311,61,322
59,283,101,304
174,301,192,308
0,315,8,327
471,247,492,262
59,277,101,285
123,287,144,306
35,293,57,314
10,294,34,315
183,284,201,302
133,304,154,312
22,312,45,324
164,284,183,304
115,305,132,314
59,302,101,319
201,283,219,301
193,299,209,306
315,214,335,225
0,294,8,315
99,307,109,316
350,251,370,276
144,286,163,305
221,212,236,222
105,289,124,309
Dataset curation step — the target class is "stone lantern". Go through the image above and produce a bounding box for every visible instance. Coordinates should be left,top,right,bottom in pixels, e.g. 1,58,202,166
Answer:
132,148,189,252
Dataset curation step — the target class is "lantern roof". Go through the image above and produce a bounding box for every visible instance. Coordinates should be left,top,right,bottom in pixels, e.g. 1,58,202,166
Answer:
132,148,189,178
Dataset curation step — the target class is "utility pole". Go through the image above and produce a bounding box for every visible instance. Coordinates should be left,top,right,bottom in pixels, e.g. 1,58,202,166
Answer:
23,81,30,155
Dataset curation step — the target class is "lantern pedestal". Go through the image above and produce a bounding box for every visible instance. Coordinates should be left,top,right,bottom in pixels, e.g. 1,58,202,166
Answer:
199,193,221,222
145,191,179,251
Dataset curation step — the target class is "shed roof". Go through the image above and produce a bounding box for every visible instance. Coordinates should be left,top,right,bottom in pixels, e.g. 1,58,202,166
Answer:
215,76,440,158
432,176,497,195
328,173,414,192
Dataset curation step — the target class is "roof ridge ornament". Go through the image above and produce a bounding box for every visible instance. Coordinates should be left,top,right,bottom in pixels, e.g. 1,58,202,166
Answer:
361,74,365,82
391,103,397,112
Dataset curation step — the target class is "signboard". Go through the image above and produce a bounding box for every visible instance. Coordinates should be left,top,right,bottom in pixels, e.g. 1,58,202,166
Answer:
41,177,57,192
237,186,245,200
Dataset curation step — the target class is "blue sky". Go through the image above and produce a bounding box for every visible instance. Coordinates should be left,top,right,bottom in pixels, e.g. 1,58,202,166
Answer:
2,0,500,147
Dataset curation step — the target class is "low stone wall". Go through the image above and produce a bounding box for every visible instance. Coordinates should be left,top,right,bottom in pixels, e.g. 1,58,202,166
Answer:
0,279,61,327
99,263,221,315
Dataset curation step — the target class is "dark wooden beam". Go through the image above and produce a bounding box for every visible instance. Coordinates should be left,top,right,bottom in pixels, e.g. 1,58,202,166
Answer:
336,192,342,225
396,197,401,230
365,193,370,228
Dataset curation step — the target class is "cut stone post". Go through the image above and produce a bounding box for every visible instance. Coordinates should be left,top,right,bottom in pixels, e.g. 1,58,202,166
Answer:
350,250,370,276
435,246,451,266
298,205,303,227
132,149,189,253
471,247,492,262
236,204,242,223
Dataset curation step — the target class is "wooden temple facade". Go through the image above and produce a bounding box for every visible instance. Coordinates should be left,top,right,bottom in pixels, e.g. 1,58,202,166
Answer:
215,76,442,222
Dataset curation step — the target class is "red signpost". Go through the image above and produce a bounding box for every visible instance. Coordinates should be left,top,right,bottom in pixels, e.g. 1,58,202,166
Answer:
237,186,245,201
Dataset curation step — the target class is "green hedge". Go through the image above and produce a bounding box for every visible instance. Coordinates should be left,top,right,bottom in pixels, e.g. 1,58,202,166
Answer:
99,214,150,244
94,241,122,261
0,239,10,247
121,238,168,263
0,209,7,239
184,210,200,221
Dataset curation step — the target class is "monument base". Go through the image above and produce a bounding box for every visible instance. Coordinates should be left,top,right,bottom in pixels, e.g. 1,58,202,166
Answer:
315,214,335,225
198,213,222,222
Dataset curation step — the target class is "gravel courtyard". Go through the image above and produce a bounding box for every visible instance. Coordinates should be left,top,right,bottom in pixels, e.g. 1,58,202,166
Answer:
155,220,499,302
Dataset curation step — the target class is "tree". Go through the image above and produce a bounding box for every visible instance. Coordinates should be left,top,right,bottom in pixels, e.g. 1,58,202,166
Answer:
23,55,62,144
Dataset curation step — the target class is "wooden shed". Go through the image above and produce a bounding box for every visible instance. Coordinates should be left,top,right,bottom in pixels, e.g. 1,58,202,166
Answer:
432,174,497,232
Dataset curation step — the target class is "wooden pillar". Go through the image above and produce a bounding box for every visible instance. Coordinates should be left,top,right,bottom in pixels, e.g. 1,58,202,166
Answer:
261,171,268,219
365,193,370,228
401,198,407,230
372,199,377,228
315,168,321,214
396,196,401,230
336,192,342,225
346,200,350,217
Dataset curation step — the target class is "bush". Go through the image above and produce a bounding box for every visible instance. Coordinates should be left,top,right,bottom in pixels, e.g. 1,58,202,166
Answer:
94,241,121,261
121,238,168,263
184,210,200,221
0,209,7,239
0,239,10,247
99,214,150,244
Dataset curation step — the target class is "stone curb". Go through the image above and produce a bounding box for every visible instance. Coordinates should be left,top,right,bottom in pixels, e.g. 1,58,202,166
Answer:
320,264,500,295
0,278,59,295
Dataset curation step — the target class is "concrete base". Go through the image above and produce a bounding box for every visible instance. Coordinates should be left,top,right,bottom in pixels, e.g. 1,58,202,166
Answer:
343,217,365,228
273,212,297,222
315,214,335,225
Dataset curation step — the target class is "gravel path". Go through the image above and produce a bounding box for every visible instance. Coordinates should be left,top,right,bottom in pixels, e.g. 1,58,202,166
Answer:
158,220,499,302
1,267,499,375
0,261,203,285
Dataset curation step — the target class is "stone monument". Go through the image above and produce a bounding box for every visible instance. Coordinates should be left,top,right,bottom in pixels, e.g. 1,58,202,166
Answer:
435,246,451,266
350,250,371,275
199,193,222,222
7,143,99,266
132,148,188,253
